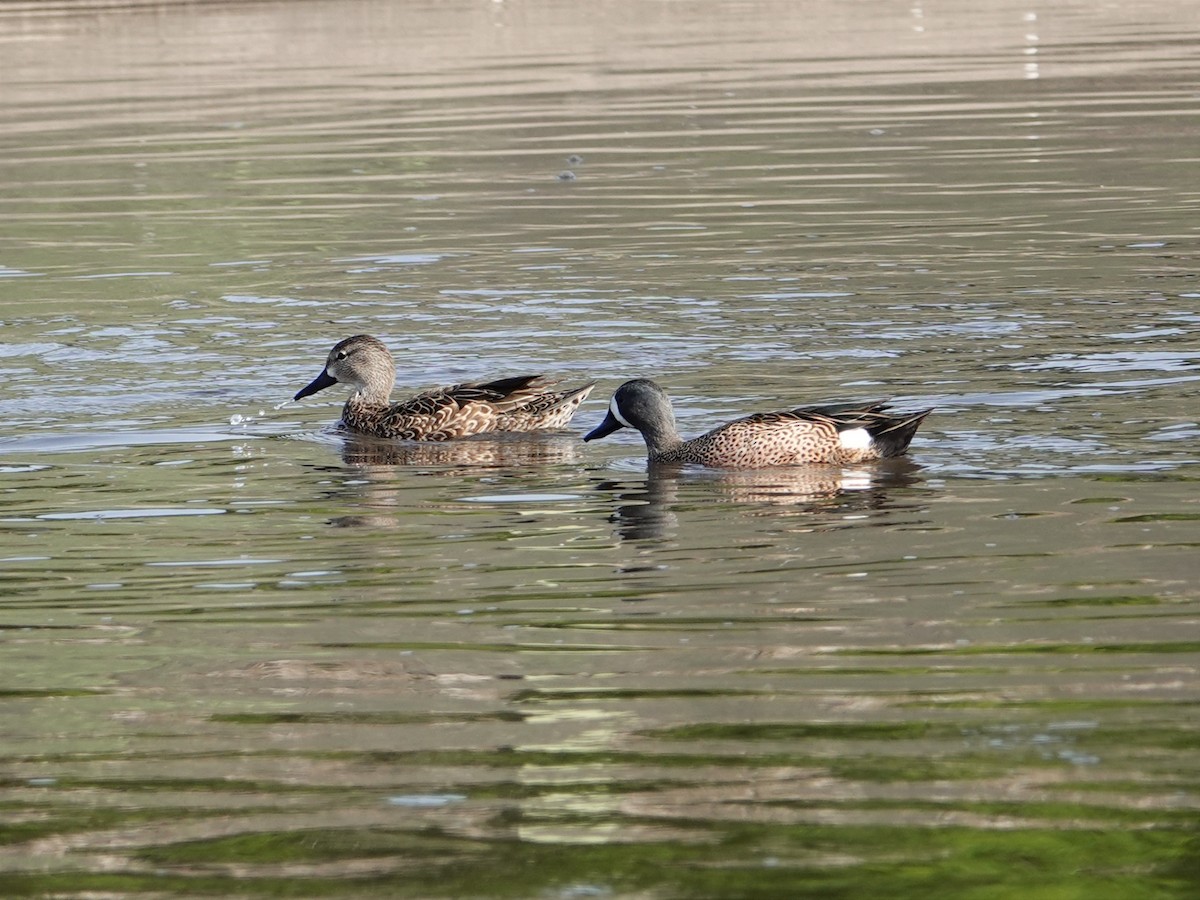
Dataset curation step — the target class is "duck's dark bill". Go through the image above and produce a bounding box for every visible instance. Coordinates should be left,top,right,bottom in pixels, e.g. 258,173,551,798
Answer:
294,369,338,401
583,411,625,442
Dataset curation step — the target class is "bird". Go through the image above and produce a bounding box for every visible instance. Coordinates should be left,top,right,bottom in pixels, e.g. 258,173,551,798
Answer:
584,378,932,468
293,334,595,441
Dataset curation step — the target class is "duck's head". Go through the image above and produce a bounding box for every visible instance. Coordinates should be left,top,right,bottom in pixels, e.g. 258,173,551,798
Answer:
294,334,396,403
584,378,676,442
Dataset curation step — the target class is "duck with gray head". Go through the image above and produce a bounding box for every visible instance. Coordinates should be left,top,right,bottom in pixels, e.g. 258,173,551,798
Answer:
584,378,932,468
294,335,595,441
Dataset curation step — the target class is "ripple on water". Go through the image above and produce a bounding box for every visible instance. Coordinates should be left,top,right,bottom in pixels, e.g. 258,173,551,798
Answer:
37,508,227,521
2,0,1199,894
386,794,468,808
145,557,284,567
458,492,584,504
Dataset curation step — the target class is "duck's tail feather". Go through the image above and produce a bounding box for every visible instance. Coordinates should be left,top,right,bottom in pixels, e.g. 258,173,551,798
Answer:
866,408,934,458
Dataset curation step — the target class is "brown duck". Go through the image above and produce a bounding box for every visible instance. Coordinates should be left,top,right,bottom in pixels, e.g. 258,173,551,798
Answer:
294,335,595,441
584,378,932,468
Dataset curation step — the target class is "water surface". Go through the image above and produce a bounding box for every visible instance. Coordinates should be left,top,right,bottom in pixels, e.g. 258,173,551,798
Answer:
1,0,1198,896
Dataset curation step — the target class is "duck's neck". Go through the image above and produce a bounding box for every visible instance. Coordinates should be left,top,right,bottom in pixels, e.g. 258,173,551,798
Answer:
343,381,393,423
641,421,684,460
348,370,395,407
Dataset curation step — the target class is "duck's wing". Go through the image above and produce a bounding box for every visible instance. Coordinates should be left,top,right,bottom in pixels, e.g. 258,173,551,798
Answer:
377,376,554,440
790,401,891,419
697,403,895,437
499,381,597,431
788,403,934,458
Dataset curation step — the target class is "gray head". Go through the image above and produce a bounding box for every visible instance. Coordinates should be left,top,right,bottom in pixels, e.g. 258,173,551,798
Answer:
584,379,678,447
294,334,397,404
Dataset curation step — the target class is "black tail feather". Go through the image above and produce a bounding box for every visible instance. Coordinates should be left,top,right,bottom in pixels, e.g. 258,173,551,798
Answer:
476,374,549,395
866,409,934,458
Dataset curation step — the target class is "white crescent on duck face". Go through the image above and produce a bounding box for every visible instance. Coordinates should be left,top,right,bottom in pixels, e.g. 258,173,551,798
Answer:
584,378,932,469
294,334,596,441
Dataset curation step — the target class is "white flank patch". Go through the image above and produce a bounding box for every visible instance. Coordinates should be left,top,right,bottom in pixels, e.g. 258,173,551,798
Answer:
838,427,872,451
609,396,634,428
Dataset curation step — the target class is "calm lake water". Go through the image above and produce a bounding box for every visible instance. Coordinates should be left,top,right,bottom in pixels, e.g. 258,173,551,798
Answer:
1,0,1198,896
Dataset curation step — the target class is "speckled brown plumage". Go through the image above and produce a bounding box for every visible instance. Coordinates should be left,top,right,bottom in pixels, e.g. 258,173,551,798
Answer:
584,379,932,469
294,335,594,441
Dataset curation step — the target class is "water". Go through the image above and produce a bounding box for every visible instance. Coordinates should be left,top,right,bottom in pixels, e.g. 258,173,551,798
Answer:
1,0,1198,895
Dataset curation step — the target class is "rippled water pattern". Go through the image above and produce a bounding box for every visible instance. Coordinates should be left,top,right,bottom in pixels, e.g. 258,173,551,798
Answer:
1,0,1198,896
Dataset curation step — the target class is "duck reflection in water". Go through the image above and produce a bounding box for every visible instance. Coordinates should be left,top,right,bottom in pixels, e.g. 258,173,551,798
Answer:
338,432,584,469
596,459,927,543
325,433,585,528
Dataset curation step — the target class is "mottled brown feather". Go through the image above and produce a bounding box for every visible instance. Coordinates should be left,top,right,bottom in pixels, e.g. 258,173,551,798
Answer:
586,379,931,469
295,335,595,441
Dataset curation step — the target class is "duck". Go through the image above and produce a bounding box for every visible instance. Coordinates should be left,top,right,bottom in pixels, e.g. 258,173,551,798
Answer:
584,378,932,468
293,334,595,441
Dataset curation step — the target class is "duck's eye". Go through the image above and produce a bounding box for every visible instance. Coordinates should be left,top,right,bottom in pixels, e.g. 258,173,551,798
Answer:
335,350,348,360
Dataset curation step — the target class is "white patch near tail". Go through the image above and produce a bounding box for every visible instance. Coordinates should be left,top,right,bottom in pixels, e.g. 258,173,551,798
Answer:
838,427,872,452
609,396,634,428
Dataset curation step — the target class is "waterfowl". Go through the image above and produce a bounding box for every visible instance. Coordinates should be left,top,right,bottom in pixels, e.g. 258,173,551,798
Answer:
584,378,932,468
293,335,595,441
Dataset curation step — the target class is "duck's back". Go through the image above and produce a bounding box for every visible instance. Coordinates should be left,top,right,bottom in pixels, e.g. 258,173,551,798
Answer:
344,376,592,441
656,411,844,467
